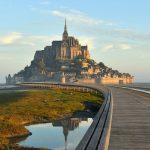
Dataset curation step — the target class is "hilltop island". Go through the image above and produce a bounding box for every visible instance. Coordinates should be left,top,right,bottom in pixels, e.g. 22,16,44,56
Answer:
6,20,134,84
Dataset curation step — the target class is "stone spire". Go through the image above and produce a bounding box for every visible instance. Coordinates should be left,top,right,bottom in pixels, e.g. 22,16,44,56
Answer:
64,18,67,31
63,18,68,40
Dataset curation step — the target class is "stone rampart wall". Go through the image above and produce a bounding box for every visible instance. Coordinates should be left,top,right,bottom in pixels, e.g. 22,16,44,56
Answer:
77,77,134,85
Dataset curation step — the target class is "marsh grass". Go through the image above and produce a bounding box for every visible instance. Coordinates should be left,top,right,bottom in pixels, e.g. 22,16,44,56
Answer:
0,88,103,145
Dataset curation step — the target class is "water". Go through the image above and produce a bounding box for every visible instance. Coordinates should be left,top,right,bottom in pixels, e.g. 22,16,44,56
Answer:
0,84,17,89
119,83,150,94
17,117,93,150
121,86,150,94
122,83,150,89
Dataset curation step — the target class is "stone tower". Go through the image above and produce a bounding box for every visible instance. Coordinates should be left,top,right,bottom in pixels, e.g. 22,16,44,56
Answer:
63,19,68,41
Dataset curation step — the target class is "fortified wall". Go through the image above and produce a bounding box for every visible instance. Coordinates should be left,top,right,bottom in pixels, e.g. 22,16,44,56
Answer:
78,76,134,85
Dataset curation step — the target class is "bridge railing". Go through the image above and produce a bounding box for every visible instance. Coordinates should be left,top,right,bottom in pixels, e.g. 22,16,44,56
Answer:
18,82,105,97
75,89,112,150
18,82,112,150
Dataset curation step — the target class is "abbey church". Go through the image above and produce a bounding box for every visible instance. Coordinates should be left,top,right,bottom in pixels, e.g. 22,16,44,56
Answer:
34,19,90,62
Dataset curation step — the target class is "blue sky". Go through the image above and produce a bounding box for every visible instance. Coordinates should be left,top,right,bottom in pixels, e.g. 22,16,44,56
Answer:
0,0,150,83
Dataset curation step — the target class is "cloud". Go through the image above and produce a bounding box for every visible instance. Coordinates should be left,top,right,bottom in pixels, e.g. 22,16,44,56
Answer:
119,43,131,50
0,32,23,45
78,36,95,50
113,29,150,42
102,43,132,52
50,9,150,45
29,6,37,11
21,35,61,47
0,30,95,54
0,32,95,53
39,0,51,5
103,44,114,51
51,9,106,26
0,32,61,48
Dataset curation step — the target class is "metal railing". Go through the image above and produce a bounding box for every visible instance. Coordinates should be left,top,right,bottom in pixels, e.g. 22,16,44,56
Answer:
18,82,113,150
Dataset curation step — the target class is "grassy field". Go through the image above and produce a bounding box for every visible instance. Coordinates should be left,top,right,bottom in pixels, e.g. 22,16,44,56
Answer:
0,88,103,144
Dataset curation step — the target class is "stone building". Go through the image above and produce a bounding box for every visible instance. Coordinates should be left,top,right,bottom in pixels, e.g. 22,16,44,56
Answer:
34,19,90,62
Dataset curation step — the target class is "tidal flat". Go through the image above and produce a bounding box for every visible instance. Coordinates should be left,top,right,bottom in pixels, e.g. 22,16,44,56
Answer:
0,88,103,149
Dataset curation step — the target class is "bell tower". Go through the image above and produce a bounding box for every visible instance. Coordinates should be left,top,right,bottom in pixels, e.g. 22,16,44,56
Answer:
63,19,68,41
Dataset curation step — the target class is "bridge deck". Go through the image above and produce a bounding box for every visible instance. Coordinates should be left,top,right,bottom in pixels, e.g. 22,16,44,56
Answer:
109,87,150,149
19,83,150,149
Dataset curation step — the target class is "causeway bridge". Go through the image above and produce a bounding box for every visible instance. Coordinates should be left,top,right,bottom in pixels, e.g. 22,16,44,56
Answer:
19,82,150,150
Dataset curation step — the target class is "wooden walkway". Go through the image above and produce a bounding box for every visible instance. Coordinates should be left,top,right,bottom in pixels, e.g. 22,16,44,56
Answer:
19,83,150,149
19,83,112,150
109,87,150,149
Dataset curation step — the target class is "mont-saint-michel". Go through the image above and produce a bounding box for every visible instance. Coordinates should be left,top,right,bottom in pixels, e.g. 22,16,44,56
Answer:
1,1,150,149
6,20,134,85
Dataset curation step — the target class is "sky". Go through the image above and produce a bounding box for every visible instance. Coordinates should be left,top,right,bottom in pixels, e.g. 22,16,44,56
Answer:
0,0,150,83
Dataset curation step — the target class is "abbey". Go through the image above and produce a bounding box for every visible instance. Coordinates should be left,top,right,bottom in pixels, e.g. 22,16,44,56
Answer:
6,20,134,84
34,19,90,62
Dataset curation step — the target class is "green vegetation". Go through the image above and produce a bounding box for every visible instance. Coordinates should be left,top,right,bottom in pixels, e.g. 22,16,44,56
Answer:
0,88,103,148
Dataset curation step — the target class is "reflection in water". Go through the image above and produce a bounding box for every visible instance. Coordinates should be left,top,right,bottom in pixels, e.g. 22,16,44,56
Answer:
17,117,93,150
53,118,88,150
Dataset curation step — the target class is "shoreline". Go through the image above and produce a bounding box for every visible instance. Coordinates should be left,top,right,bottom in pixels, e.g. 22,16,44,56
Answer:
2,103,100,140
4,109,98,150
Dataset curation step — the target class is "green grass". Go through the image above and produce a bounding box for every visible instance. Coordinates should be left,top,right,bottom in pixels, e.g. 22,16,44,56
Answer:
0,88,103,140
